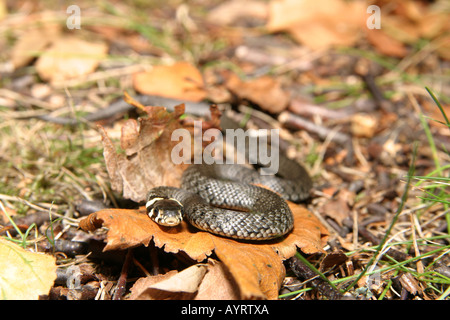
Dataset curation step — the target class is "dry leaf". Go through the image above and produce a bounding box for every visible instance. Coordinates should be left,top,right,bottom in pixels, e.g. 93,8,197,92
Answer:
418,12,449,39
129,270,195,300
267,0,365,50
207,0,268,26
225,73,289,113
320,198,351,227
129,260,239,300
351,113,379,138
133,62,206,102
365,29,408,58
435,35,450,61
79,201,328,299
319,250,348,272
399,273,422,295
130,272,172,299
195,259,240,299
11,24,61,69
35,36,108,84
150,264,208,293
99,104,189,202
0,238,57,299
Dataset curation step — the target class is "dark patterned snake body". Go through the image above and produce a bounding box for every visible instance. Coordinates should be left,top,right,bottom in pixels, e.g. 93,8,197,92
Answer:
147,160,312,240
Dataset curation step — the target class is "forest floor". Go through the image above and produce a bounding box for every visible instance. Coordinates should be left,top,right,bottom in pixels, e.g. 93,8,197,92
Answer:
0,0,449,301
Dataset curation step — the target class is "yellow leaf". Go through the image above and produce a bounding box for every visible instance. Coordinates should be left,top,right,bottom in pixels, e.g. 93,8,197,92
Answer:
0,238,57,299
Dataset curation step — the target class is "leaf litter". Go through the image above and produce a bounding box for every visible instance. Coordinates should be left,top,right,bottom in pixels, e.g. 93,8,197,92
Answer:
1,0,449,301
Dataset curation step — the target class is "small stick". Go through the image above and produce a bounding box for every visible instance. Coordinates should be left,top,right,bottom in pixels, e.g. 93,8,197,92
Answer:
288,99,351,120
278,111,351,145
113,248,133,300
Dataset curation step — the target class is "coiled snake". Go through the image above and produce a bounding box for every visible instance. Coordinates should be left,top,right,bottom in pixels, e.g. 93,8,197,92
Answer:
146,158,312,240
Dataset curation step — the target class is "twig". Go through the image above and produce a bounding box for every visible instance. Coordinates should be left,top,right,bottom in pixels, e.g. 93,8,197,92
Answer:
358,72,391,111
149,242,160,275
0,88,56,110
278,111,350,145
113,248,133,300
288,99,352,120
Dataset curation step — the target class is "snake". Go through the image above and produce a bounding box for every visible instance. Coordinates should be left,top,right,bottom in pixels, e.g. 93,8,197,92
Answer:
146,157,312,240
30,94,312,240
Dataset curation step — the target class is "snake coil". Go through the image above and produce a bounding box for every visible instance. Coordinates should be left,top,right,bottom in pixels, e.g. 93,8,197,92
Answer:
146,161,311,240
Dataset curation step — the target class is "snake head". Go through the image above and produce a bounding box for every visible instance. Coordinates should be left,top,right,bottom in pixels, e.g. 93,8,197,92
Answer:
146,197,183,227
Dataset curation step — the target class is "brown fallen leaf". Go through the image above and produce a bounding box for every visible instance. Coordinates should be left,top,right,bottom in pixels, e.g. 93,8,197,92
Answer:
364,2,449,59
129,259,240,300
133,61,207,102
267,0,365,50
418,11,449,40
128,265,206,300
35,36,108,85
195,259,241,299
320,197,351,227
10,24,61,69
225,73,289,113
435,35,450,61
365,29,408,58
99,103,189,203
79,201,328,299
206,0,268,26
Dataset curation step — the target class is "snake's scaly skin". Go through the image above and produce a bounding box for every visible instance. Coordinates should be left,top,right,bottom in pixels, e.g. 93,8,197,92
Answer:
146,162,311,240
